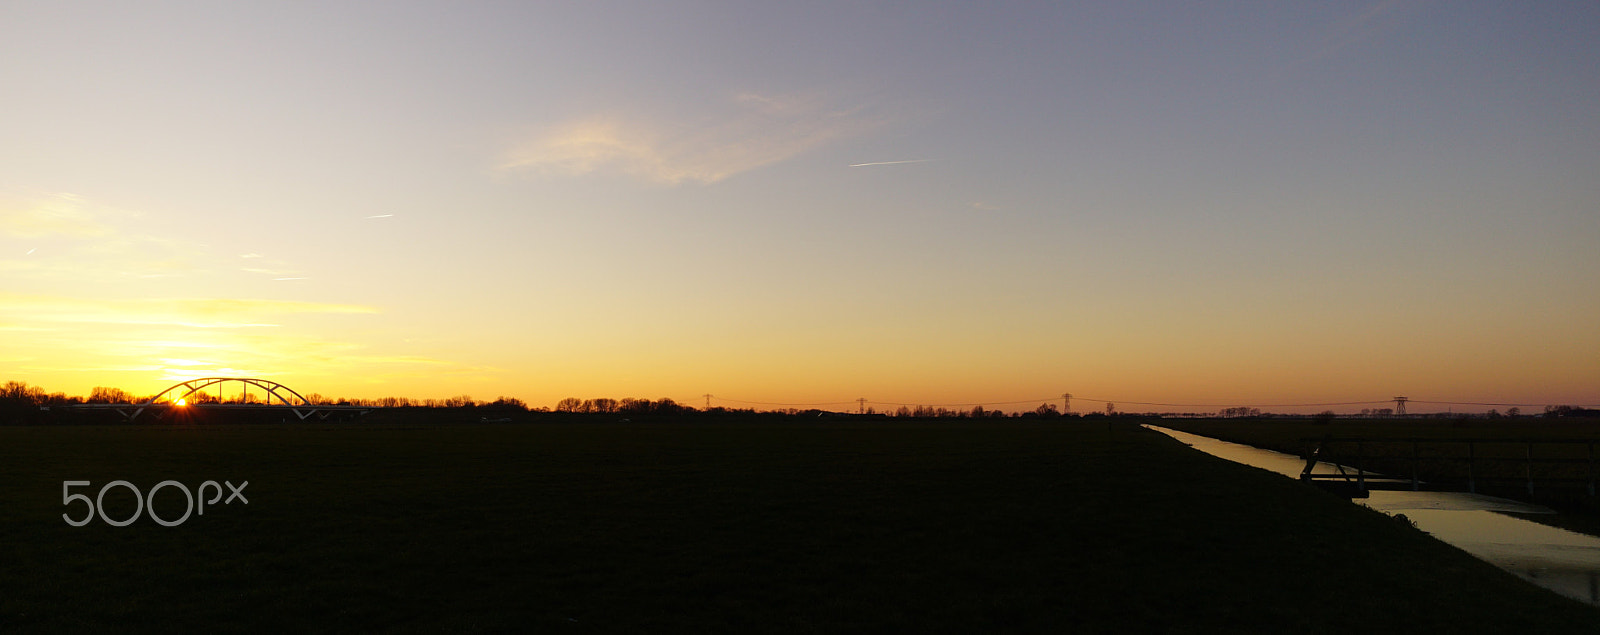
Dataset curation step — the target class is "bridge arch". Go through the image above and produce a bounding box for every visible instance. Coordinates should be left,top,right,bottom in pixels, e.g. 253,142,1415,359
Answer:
144,377,313,407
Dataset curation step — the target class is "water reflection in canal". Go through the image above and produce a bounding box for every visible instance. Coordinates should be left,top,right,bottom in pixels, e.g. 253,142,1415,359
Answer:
1147,425,1600,606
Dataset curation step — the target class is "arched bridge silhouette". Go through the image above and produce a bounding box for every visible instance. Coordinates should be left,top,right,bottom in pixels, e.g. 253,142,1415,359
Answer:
148,377,312,407
103,377,374,422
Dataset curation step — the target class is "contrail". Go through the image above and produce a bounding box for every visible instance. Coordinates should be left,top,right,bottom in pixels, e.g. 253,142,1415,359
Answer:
849,159,934,167
365,214,394,219
273,277,308,281
26,248,35,255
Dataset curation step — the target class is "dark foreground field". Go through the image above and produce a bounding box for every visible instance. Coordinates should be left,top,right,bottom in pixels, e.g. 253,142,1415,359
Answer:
2,419,1597,633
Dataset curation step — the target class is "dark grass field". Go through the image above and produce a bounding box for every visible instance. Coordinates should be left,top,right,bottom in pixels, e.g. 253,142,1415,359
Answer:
3,418,1598,633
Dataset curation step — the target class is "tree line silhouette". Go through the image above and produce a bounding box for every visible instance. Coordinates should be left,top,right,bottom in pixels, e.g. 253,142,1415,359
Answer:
3,380,1597,422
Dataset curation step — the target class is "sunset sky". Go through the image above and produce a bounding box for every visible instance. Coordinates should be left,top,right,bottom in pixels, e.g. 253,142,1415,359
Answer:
3,2,1596,413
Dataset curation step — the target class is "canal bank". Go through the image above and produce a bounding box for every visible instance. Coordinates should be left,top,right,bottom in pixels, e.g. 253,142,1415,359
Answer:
1150,424,1600,607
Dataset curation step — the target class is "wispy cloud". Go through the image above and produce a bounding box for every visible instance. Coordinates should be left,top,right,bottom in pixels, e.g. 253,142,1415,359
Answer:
1308,0,1422,62
8,328,482,390
1,192,209,280
849,159,935,168
0,294,376,329
239,253,306,279
1,295,404,390
0,192,121,238
173,298,375,315
500,93,883,185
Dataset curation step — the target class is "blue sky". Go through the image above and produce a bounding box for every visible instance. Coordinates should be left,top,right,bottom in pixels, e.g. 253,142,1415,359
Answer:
2,1,1596,412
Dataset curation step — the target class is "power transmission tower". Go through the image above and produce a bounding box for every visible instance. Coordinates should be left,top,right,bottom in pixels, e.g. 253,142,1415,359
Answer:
703,394,713,409
858,398,867,415
1394,396,1408,416
1062,393,1072,414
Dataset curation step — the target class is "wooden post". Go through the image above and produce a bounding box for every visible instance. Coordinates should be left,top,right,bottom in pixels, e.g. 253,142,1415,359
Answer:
1356,441,1366,491
1467,441,1476,494
1301,443,1318,481
1411,441,1420,491
1526,442,1535,497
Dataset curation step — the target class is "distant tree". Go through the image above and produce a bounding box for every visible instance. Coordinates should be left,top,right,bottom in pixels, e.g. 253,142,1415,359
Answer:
555,398,582,412
1544,406,1600,418
87,386,136,404
970,405,986,418
43,392,77,406
1034,403,1060,418
1,381,47,405
302,393,336,406
653,398,687,415
1507,407,1521,417
487,396,527,411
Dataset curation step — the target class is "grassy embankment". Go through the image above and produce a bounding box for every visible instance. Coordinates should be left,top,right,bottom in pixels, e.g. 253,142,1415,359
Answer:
2,418,1597,633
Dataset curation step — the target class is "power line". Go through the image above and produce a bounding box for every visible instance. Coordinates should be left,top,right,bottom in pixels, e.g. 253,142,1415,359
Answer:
709,394,1598,410
867,398,1057,407
1069,397,1394,409
712,396,860,407
1410,400,1573,408
868,396,1394,409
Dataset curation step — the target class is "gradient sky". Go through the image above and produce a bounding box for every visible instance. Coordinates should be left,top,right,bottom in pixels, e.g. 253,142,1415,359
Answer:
3,1,1597,413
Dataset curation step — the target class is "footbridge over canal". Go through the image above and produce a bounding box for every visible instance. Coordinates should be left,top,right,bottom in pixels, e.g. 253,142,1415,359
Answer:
1301,436,1600,499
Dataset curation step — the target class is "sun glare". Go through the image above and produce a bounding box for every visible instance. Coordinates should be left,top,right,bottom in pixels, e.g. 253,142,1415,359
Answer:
174,398,187,406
